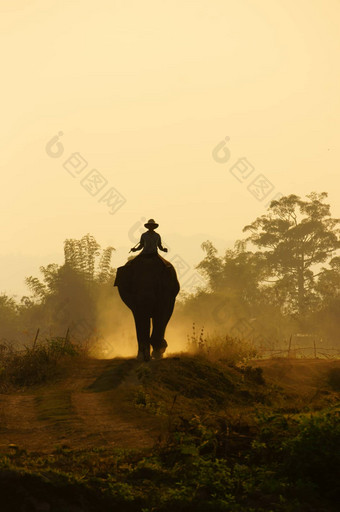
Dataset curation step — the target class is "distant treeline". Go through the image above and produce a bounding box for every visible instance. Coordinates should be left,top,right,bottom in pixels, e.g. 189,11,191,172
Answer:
1,192,339,349
175,192,340,348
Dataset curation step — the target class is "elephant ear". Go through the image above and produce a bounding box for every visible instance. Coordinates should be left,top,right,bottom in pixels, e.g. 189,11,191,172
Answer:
114,265,132,289
158,255,175,270
114,264,136,310
162,264,180,297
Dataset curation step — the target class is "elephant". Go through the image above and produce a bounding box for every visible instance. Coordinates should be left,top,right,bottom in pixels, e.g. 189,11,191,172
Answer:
114,254,180,361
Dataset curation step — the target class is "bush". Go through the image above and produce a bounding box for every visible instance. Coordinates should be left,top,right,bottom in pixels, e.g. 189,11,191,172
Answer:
0,336,80,390
328,367,340,391
187,324,257,365
249,407,340,505
281,409,340,500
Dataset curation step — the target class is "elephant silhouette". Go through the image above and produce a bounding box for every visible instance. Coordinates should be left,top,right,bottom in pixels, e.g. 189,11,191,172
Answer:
114,254,180,361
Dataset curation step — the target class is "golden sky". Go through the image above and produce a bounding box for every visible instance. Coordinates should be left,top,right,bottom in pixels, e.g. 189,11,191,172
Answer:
1,0,340,296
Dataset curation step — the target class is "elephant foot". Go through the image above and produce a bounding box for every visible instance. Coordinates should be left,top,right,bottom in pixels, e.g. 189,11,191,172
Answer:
151,339,168,360
136,348,150,362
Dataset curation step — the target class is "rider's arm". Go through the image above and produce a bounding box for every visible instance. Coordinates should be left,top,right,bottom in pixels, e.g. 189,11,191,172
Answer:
131,234,144,252
158,235,167,252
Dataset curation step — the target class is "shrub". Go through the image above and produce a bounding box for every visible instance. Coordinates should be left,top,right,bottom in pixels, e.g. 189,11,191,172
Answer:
281,409,340,500
328,367,340,391
187,324,257,365
0,336,80,390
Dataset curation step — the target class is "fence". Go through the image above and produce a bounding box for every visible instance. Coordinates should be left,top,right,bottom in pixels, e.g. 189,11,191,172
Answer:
257,344,340,359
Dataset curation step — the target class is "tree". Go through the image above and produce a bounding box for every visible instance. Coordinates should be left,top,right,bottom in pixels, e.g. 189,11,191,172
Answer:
243,192,340,316
0,294,18,341
26,234,115,297
25,234,116,338
315,256,340,303
197,240,267,307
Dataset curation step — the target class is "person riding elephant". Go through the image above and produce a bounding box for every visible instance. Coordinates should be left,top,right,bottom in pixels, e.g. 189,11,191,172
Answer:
115,219,179,361
130,219,168,256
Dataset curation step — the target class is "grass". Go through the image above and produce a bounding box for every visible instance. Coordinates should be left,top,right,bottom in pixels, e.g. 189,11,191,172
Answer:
0,334,339,511
187,324,258,365
1,405,339,511
0,335,81,391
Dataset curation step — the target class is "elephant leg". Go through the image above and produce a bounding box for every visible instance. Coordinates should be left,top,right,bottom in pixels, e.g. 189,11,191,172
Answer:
150,317,167,359
150,316,167,349
133,312,151,362
150,300,175,358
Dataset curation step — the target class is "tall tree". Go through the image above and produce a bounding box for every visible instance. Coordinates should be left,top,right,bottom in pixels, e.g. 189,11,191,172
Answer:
243,192,340,316
26,234,115,298
197,240,267,306
25,234,116,338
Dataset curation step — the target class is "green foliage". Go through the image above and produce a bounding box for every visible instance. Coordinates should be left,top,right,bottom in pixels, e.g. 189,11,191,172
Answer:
328,367,340,390
3,408,339,511
281,409,340,499
0,353,339,511
247,407,340,505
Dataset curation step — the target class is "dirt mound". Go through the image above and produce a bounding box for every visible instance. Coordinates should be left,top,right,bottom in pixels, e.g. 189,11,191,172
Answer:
1,355,339,455
252,358,340,392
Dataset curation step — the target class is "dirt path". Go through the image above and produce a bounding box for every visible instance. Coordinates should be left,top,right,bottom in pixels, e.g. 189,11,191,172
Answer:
0,356,339,454
0,358,158,454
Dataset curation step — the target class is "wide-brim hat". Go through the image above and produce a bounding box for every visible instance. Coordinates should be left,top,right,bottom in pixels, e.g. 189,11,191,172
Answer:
144,218,159,229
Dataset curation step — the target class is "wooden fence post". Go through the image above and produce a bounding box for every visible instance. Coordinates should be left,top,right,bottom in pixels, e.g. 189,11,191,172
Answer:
33,328,40,349
288,334,292,358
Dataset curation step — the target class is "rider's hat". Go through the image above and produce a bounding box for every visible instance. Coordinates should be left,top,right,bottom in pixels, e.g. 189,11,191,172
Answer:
144,218,159,229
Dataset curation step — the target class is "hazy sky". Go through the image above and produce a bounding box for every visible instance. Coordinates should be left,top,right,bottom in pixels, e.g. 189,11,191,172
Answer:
1,0,340,297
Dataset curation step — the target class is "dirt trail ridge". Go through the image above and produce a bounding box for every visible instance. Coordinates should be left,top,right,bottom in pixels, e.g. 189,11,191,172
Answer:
0,356,339,454
0,358,158,453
